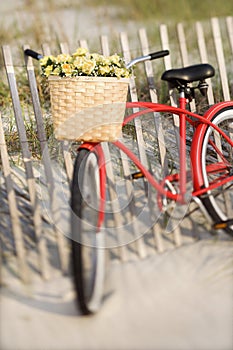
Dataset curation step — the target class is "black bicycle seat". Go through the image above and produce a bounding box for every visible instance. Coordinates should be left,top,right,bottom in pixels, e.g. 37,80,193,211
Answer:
161,64,215,86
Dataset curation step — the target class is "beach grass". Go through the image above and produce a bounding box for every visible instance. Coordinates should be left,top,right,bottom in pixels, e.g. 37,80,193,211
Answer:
85,0,233,23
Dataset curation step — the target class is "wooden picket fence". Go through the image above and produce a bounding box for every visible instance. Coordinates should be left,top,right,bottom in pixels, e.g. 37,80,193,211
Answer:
0,16,232,283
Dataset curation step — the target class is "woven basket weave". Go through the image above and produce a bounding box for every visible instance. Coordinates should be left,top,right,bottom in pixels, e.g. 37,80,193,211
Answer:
48,76,129,142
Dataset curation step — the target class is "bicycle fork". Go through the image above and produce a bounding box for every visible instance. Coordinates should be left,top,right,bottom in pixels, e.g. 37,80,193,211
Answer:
78,142,106,231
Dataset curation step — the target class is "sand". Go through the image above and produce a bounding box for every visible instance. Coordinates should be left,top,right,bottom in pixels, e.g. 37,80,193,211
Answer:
1,238,233,350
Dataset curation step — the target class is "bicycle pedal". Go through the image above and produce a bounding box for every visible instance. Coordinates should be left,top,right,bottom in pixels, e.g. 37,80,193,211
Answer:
127,171,145,180
213,219,233,230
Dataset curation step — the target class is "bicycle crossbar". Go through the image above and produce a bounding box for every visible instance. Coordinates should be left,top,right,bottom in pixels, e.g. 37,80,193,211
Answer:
125,102,233,148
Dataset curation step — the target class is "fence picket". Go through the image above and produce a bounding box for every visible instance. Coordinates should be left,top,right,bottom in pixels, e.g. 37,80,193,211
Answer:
159,24,184,247
2,45,50,279
177,23,189,66
159,25,179,110
177,22,196,112
195,22,215,104
58,42,76,183
138,27,166,253
121,31,163,258
211,17,231,101
24,44,68,275
226,16,233,55
0,113,29,282
100,35,136,261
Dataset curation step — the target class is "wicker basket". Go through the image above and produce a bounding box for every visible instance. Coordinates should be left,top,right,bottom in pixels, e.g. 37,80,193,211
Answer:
48,76,129,142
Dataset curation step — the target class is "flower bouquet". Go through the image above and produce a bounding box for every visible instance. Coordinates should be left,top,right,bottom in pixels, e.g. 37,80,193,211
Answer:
40,48,131,141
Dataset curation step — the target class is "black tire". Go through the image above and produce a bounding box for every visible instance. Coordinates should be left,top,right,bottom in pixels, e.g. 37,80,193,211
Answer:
71,149,105,314
200,107,233,235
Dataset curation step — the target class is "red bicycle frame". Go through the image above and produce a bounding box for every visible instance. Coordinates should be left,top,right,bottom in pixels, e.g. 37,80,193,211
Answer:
78,99,233,227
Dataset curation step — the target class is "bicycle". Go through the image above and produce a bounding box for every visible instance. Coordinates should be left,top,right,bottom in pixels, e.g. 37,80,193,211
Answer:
25,48,233,315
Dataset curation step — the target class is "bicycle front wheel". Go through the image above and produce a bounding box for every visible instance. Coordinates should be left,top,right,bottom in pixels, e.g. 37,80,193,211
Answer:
71,149,105,314
200,106,233,235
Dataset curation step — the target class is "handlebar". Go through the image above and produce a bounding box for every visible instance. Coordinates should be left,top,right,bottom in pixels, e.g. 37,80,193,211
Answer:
24,49,43,60
24,48,169,68
126,50,169,69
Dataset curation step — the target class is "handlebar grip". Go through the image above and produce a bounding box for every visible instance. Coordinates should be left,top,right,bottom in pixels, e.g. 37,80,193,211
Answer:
149,50,169,60
24,49,43,60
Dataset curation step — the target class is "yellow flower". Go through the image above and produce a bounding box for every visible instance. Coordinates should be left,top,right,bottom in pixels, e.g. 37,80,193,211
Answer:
39,47,131,78
109,54,121,66
61,63,73,76
90,53,105,64
81,59,96,75
73,47,88,57
114,67,129,78
40,55,55,66
122,69,130,78
98,65,111,75
44,65,53,77
51,67,61,76
40,56,48,66
56,54,72,63
73,56,85,69
102,57,111,66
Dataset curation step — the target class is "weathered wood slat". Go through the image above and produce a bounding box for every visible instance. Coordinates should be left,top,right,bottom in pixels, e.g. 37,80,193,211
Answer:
211,17,230,101
0,113,29,282
159,24,183,247
177,22,196,113
195,22,221,155
159,25,179,111
195,22,215,104
138,29,179,251
42,42,73,185
159,24,172,70
2,45,49,279
43,41,73,183
99,35,132,261
100,35,110,55
226,16,233,56
138,27,166,253
99,36,124,259
138,28,168,175
58,42,77,184
120,32,149,167
138,28,159,101
177,22,189,66
24,44,68,275
121,31,164,258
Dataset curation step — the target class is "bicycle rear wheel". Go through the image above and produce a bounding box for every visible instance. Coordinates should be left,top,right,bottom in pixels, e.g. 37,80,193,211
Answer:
71,149,105,314
200,106,233,235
